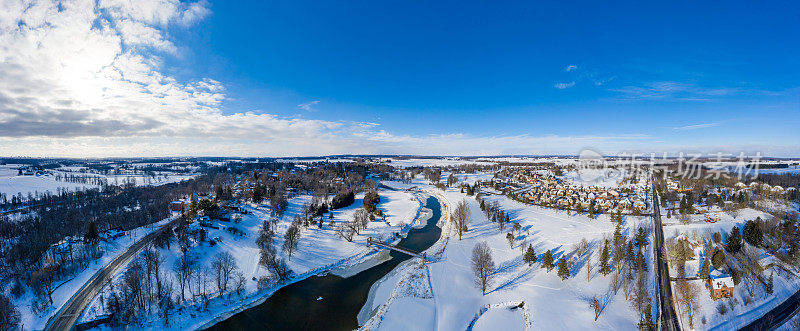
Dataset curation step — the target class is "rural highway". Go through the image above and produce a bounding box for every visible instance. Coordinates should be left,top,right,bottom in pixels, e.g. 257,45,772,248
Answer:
652,184,681,331
45,217,181,331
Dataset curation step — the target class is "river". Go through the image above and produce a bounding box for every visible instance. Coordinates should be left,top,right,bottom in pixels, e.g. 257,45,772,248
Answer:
205,194,443,330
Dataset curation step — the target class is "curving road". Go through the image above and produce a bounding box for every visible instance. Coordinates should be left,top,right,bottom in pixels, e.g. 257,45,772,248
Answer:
45,217,181,331
738,279,800,330
652,184,681,331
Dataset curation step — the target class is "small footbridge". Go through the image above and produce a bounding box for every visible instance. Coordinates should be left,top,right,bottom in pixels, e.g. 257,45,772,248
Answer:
367,237,426,263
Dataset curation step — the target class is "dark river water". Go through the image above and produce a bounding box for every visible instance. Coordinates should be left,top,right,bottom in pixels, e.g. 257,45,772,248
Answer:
205,195,443,331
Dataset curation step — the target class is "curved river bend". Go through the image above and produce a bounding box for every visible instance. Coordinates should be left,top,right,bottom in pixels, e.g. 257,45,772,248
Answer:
206,195,443,330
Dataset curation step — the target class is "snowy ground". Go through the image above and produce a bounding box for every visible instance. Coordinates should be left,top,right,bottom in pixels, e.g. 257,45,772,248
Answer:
363,175,656,330
78,188,422,329
661,207,769,238
0,164,97,199
0,164,194,202
50,168,195,187
17,217,174,330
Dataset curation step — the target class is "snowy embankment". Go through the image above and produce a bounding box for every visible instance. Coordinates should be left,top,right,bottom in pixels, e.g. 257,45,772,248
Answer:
362,175,654,330
78,188,423,329
19,217,175,330
467,301,531,331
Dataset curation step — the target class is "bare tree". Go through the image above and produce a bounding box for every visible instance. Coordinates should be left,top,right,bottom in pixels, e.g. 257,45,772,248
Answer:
351,208,368,232
123,260,145,310
630,272,649,320
0,294,20,330
740,247,763,297
674,268,700,329
31,266,57,305
679,213,691,225
192,266,209,300
471,241,495,295
452,200,470,240
610,270,621,294
143,247,164,307
336,221,355,241
716,302,728,316
587,293,611,321
211,251,239,297
283,222,302,260
574,238,589,258
233,270,246,295
586,251,593,283
173,253,196,302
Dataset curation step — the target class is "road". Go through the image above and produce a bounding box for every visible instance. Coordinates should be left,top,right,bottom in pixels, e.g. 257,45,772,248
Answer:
739,280,800,330
45,217,181,331
652,184,681,331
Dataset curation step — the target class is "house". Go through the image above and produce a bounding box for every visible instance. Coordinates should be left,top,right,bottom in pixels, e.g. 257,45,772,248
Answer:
99,228,125,241
169,201,186,213
709,276,734,300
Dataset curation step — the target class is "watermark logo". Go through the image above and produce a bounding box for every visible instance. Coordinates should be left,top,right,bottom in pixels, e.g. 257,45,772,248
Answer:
576,149,762,181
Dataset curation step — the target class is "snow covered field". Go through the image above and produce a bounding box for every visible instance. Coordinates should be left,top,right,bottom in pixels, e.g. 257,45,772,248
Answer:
0,164,97,199
0,164,194,202
363,176,655,330
78,188,423,329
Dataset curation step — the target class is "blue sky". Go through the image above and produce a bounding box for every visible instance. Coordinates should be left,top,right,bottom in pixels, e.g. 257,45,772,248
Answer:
1,0,798,156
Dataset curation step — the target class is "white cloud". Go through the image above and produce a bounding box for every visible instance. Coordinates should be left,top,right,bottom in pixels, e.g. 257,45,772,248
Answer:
612,81,740,100
297,100,320,112
0,0,374,154
565,65,578,72
115,19,176,53
671,122,721,131
554,82,576,89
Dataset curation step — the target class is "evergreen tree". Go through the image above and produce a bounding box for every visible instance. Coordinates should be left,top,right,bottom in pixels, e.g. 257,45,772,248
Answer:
523,244,536,266
699,255,710,279
557,256,570,280
635,227,648,248
613,223,623,247
726,226,742,253
743,219,763,247
711,247,725,269
636,248,647,271
679,196,686,214
599,240,611,275
542,249,555,272
625,241,636,267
